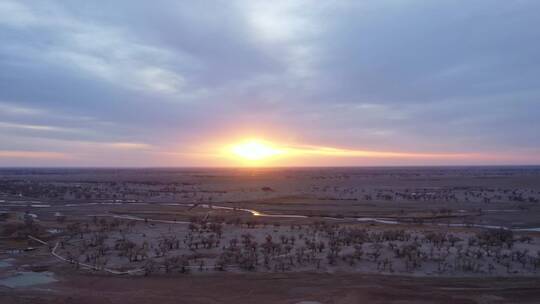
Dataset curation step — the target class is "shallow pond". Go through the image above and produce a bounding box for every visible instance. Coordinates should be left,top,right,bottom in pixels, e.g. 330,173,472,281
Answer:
0,258,14,268
0,271,57,288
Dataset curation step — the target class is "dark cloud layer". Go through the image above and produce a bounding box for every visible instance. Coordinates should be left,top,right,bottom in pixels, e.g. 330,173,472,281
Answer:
0,0,539,166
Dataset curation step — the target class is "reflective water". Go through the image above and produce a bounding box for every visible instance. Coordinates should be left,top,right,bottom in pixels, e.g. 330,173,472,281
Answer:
0,271,57,288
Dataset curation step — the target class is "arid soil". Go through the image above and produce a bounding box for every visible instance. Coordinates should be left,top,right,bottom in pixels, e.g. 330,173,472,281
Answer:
3,272,540,304
1,167,540,303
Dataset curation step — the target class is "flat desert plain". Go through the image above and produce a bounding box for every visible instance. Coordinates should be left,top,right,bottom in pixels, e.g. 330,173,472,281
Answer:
1,167,540,303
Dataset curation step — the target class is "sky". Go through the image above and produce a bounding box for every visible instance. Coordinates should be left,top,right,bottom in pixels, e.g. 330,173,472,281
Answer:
0,0,539,167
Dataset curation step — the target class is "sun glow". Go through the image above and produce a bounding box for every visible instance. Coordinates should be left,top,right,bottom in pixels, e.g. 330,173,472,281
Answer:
220,138,480,166
230,140,285,161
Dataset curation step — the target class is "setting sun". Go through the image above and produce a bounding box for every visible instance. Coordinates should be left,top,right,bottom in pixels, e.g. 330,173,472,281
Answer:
230,140,284,161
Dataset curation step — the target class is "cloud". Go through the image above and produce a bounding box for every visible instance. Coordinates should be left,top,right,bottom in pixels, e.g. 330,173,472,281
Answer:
0,0,191,98
0,0,38,28
0,102,45,116
0,121,83,133
0,0,539,166
102,142,152,150
0,150,68,159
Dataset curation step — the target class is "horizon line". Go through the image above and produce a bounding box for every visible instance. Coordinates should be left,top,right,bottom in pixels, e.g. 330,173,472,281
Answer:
1,164,540,170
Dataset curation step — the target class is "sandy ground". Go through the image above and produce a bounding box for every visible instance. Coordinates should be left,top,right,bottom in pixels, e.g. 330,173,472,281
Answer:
2,272,540,304
1,167,540,303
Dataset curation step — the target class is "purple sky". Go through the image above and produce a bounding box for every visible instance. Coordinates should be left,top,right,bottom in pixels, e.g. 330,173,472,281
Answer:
1,1,539,166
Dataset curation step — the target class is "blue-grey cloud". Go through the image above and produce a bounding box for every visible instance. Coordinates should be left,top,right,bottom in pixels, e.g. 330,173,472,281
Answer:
0,0,539,166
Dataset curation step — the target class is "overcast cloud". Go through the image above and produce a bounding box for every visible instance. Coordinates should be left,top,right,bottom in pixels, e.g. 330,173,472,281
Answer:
1,0,539,166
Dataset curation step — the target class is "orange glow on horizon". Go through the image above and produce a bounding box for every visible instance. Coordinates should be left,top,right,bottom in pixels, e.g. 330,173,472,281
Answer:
221,138,478,166
228,140,285,163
